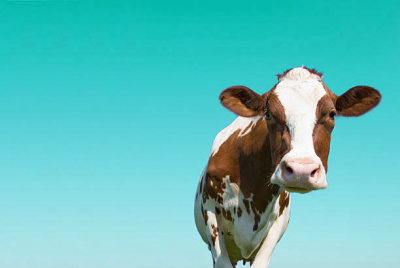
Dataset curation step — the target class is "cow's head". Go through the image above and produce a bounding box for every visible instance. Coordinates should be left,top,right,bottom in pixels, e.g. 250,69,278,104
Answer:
219,67,381,193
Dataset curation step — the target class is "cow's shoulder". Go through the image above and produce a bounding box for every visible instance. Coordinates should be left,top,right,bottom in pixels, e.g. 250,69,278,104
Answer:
202,116,271,205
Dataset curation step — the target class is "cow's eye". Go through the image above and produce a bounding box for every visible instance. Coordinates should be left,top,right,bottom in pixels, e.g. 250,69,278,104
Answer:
264,111,272,120
329,111,336,119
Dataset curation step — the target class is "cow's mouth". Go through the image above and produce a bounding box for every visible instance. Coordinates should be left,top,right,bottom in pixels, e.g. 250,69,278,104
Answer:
270,178,315,193
281,186,313,194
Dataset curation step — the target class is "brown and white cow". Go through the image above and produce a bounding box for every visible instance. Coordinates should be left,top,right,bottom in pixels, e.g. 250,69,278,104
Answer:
194,67,381,268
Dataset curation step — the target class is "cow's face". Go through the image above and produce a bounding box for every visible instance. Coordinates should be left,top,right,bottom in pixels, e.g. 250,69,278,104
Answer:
219,67,381,193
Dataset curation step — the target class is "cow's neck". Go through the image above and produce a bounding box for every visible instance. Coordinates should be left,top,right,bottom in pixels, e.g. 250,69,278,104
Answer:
207,116,281,213
236,116,281,213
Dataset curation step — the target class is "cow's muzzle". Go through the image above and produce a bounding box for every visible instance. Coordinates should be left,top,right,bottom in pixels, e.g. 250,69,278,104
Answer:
271,158,327,193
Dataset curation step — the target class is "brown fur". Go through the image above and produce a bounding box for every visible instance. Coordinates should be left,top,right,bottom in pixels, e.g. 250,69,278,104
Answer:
278,191,290,216
215,207,221,215
265,92,292,167
202,129,241,207
203,117,280,217
204,209,208,225
313,95,336,171
211,224,218,246
237,207,242,217
222,208,233,222
335,86,381,116
243,199,250,214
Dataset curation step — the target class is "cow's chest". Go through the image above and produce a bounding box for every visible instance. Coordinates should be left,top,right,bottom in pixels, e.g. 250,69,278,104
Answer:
212,179,283,260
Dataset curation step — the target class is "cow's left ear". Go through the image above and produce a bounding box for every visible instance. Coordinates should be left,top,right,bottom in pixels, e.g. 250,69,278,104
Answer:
335,86,381,117
219,86,266,117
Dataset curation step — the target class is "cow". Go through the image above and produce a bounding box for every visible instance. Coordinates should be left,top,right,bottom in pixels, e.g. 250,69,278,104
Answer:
194,67,381,268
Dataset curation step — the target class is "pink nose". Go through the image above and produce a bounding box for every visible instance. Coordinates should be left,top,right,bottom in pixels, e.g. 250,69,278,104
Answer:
282,160,321,187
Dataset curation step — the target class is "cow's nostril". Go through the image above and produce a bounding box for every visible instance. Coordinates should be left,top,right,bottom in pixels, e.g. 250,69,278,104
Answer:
286,166,293,174
310,168,318,177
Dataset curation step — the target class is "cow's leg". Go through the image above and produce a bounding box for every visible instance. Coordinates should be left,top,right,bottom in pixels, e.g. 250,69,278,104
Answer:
250,198,291,268
205,210,232,268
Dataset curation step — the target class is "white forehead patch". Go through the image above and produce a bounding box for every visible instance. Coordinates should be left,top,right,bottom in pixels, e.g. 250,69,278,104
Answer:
275,67,326,159
278,67,323,83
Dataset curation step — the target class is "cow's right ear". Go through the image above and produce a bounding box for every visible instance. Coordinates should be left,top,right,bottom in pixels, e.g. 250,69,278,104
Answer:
335,86,381,117
219,86,265,117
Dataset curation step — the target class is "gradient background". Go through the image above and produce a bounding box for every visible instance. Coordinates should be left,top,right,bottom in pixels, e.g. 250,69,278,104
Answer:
0,0,399,267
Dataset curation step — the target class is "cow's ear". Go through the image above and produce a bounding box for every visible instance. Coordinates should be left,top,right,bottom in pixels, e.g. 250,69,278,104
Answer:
335,86,381,117
219,86,265,117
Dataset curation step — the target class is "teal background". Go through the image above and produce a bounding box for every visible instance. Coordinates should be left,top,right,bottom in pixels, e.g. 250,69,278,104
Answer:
0,0,399,267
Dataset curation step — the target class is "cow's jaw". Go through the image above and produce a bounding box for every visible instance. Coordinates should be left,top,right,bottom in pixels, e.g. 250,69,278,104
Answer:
270,67,328,193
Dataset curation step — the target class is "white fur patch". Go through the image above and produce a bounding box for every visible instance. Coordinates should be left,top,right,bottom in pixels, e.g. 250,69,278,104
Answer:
272,67,328,188
221,176,240,208
251,192,291,267
279,66,322,82
275,67,326,158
